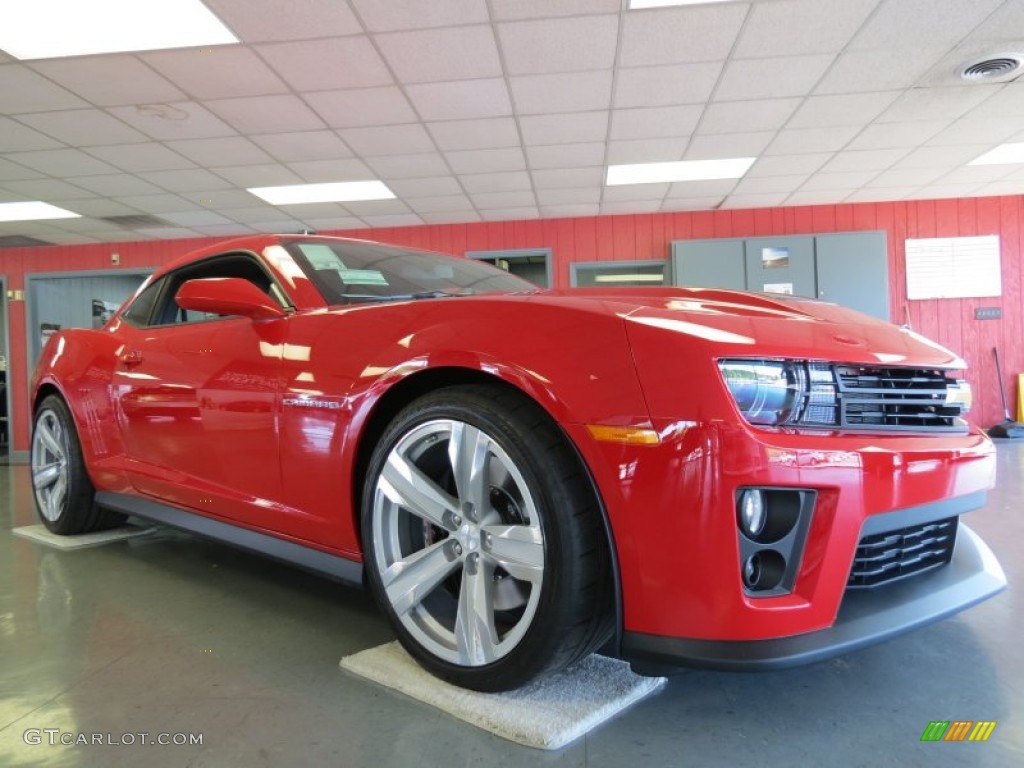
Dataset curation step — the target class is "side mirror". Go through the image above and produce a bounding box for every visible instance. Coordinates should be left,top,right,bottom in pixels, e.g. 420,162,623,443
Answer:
175,278,286,321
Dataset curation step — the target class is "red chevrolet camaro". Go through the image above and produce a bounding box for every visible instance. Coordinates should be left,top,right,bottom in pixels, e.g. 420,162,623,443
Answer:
30,235,1006,691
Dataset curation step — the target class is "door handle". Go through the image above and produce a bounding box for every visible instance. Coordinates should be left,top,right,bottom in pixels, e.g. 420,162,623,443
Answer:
118,349,144,365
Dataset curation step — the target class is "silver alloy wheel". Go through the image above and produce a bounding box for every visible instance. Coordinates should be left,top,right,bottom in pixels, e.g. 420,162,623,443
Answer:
32,409,70,522
371,418,545,666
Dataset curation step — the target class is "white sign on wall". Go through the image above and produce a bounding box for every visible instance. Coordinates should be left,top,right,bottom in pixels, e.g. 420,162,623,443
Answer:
905,235,1001,300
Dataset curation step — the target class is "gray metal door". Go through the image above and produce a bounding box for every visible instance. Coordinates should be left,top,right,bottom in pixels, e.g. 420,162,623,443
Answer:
671,238,745,289
743,236,816,298
815,231,890,321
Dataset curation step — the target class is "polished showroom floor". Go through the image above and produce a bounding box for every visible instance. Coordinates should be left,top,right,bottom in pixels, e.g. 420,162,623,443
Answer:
1,444,1021,768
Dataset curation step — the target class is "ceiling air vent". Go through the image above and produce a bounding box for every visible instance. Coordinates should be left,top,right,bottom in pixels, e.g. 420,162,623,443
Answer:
958,54,1023,83
0,235,53,248
99,214,170,228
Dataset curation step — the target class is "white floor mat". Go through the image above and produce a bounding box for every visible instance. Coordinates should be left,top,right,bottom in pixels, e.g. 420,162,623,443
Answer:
340,641,665,750
11,524,154,550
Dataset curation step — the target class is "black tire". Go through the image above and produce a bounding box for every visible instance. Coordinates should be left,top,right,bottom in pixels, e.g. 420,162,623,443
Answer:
31,395,126,535
361,383,612,691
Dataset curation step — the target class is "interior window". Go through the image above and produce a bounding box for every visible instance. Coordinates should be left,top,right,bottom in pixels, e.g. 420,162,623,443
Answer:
149,253,282,327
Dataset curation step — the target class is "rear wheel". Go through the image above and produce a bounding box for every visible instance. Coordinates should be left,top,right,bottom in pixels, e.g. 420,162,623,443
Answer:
362,384,612,691
31,395,125,534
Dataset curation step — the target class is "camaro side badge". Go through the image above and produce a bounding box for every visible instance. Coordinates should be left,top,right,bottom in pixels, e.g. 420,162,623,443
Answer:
282,397,345,411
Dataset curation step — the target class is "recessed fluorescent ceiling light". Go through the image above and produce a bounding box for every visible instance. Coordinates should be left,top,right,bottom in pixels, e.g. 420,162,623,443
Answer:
0,0,237,60
629,0,741,8
969,142,1024,165
606,158,756,186
248,181,396,206
0,202,81,223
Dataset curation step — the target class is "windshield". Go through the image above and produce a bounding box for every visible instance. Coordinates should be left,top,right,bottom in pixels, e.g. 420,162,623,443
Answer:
283,239,534,305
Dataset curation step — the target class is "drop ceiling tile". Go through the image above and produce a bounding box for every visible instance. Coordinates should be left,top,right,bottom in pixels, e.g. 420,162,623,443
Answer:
601,200,664,215
366,153,450,179
938,165,1016,185
721,193,791,209
219,206,296,224
765,126,862,155
252,131,353,162
0,157,45,181
971,83,1024,118
685,131,774,159
848,0,1003,51
620,4,747,67
609,105,702,141
526,142,605,169
800,170,879,190
746,153,833,177
892,144,991,170
107,102,237,140
247,218,305,232
86,143,197,172
976,180,1024,196
614,63,723,108
198,190,275,209
535,187,601,205
353,0,488,31
531,167,604,189
519,112,608,146
821,149,910,173
136,226,201,239
376,26,502,84
480,207,539,221
405,79,513,121
29,56,184,106
665,179,739,199
143,48,289,100
539,203,600,217
338,125,435,157
304,88,417,128
138,169,235,192
491,1,619,21
286,158,375,182
343,199,412,216
256,38,392,91
35,233,99,245
787,92,901,129
6,149,121,176
699,99,801,134
276,202,352,219
50,199,141,218
470,190,536,209
603,184,669,202
0,65,90,113
407,195,474,213
191,224,258,237
735,0,879,58
846,120,950,150
606,138,687,164
360,213,425,227
420,210,482,224
112,194,201,213
427,118,520,151
388,176,464,198
16,109,150,146
498,15,619,75
294,217,365,231
733,175,810,195
715,55,835,101
844,187,915,203
460,171,532,193
204,0,362,41
1,179,96,199
0,118,63,152
510,71,613,115
877,86,999,123
160,211,235,227
166,138,272,167
969,0,1024,42
905,184,988,200
925,116,1023,146
445,148,526,175
204,95,325,134
862,167,948,188
62,174,163,196
816,48,950,94
784,190,854,205
211,164,304,187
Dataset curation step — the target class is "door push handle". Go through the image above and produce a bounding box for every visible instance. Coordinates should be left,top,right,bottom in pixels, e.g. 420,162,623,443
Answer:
118,349,144,365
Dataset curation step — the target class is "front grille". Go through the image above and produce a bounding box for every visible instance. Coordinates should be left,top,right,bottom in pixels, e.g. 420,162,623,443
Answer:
847,517,958,588
792,364,967,433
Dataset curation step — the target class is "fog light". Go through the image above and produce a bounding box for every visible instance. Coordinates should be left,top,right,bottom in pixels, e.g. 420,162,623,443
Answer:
743,554,761,587
739,489,766,537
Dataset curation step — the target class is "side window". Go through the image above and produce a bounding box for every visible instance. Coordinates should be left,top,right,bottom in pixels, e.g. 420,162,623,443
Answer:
121,278,165,327
150,253,281,326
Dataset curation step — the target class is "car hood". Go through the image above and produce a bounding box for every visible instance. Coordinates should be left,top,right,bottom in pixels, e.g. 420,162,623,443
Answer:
517,287,965,369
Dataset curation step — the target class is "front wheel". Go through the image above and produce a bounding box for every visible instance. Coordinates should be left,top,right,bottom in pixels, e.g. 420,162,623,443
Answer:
31,395,125,535
361,384,612,691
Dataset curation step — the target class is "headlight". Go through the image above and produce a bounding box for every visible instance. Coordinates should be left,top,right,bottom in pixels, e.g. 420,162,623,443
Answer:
718,360,801,426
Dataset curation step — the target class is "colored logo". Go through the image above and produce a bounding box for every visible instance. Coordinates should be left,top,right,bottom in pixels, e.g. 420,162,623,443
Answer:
921,721,996,742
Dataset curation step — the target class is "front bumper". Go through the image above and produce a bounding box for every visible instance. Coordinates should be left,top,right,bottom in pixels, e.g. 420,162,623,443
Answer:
621,521,1006,670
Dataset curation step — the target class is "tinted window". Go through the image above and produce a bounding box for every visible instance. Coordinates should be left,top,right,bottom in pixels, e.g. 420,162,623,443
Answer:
121,277,165,326
283,239,533,305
